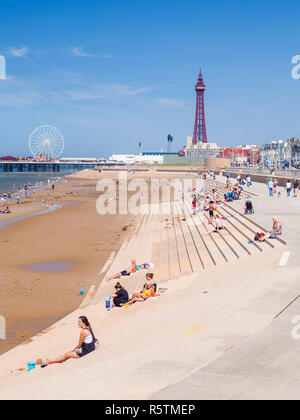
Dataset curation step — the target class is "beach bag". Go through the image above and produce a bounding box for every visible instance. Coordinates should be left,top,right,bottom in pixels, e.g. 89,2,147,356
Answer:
254,232,264,241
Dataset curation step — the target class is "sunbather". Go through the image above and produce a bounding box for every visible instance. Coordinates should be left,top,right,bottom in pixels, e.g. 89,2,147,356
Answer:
1,206,11,214
121,281,156,306
41,316,97,368
204,215,227,235
105,260,154,281
142,273,158,293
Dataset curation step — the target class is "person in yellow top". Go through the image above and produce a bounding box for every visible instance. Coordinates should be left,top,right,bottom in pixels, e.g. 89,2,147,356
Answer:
121,281,156,306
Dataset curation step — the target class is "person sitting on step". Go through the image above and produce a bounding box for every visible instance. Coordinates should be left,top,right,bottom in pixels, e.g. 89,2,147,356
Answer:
110,282,129,308
121,281,156,306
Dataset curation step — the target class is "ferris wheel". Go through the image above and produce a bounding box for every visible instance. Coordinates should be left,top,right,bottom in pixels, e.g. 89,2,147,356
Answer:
29,125,64,161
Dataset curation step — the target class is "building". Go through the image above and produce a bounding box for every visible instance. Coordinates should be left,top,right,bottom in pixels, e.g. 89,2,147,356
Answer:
181,136,220,161
220,145,260,166
260,138,300,166
109,154,164,165
60,158,99,163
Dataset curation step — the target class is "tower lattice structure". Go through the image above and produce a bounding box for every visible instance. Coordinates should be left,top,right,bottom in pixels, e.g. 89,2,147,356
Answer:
192,69,207,145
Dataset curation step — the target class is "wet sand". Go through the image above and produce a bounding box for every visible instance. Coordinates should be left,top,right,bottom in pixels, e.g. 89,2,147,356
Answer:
0,176,136,355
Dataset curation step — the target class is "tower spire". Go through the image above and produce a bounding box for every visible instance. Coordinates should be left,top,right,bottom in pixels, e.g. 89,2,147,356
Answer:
192,68,207,145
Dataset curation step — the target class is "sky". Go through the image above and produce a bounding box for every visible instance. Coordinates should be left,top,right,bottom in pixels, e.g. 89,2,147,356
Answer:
0,0,300,158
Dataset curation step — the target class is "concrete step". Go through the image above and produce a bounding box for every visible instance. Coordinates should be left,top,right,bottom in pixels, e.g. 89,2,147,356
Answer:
180,204,216,269
167,208,181,281
174,203,204,273
172,208,193,277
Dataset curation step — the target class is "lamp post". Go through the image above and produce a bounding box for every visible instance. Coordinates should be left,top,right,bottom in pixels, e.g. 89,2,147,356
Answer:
138,142,142,156
167,134,173,153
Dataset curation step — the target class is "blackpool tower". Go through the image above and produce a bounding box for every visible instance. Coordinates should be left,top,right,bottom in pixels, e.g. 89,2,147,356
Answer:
192,69,207,144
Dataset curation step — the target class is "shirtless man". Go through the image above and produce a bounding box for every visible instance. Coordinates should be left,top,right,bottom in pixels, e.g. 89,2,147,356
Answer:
208,201,215,224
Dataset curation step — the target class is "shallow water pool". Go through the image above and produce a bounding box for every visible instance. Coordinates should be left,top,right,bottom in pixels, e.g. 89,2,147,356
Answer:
22,261,74,273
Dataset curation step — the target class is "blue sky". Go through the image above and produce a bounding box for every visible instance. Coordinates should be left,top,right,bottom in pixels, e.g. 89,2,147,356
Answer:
0,0,299,157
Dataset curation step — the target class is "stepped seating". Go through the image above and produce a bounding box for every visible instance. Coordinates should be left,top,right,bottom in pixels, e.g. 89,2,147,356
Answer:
204,179,285,248
92,177,286,304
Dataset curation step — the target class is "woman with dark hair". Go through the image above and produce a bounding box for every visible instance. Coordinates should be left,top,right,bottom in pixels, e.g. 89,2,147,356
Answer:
41,316,97,368
111,283,129,308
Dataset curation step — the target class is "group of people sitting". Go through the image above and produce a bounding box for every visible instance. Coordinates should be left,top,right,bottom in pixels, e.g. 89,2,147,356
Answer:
191,190,222,217
40,268,158,368
224,180,243,202
110,273,157,308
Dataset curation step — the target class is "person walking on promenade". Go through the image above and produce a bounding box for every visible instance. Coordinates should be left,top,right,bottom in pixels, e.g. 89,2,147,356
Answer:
268,179,274,196
286,180,292,197
293,179,299,197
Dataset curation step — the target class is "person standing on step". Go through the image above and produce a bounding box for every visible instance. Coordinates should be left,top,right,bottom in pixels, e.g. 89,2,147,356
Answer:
208,201,215,224
192,195,197,215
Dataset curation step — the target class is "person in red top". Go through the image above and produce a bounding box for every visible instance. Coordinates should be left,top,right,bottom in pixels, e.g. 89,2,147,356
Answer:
192,195,197,215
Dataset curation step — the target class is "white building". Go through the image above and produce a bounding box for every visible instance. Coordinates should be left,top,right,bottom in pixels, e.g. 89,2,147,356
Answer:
60,158,98,163
109,154,164,165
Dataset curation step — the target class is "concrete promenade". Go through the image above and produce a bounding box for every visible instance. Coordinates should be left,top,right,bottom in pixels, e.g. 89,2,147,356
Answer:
0,172,298,400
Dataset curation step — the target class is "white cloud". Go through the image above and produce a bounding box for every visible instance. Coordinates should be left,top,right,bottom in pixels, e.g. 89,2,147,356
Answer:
157,98,186,109
62,83,155,101
70,46,112,59
64,90,104,100
9,46,30,58
0,91,43,107
109,83,155,96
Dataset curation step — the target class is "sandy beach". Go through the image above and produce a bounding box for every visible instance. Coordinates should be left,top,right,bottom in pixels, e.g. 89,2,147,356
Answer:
0,173,136,355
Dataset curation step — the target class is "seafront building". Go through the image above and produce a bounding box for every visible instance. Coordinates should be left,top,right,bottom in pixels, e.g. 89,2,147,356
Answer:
260,138,300,166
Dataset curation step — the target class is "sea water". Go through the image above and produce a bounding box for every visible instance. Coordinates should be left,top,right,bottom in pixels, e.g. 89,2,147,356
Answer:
0,172,71,196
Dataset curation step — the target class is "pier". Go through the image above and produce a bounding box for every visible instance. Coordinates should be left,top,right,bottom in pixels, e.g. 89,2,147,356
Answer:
0,161,123,173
